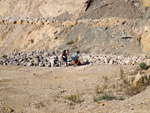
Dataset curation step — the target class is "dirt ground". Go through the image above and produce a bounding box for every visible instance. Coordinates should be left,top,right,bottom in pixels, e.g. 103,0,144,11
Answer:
0,65,150,113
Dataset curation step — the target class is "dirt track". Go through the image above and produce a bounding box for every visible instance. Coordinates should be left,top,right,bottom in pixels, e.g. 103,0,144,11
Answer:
0,65,150,113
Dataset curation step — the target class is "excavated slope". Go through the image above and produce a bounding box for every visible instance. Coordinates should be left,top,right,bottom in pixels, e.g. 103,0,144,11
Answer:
0,0,145,20
0,0,150,55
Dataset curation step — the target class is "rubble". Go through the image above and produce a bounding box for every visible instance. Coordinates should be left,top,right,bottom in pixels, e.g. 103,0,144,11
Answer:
1,50,150,67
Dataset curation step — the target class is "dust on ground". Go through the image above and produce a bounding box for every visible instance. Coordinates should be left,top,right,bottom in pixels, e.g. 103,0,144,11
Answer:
0,65,150,113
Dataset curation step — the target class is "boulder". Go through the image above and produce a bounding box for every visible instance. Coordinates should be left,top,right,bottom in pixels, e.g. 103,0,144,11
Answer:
33,58,39,66
146,68,150,78
109,59,114,65
133,72,143,87
22,20,28,24
125,59,132,65
4,20,8,24
36,21,43,25
16,20,22,24
50,59,54,67
0,19,4,23
26,62,33,66
134,2,140,7
39,62,44,67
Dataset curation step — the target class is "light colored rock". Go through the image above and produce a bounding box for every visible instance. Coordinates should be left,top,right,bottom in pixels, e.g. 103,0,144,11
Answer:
22,20,28,24
125,59,132,65
134,3,140,7
36,21,42,25
0,19,4,23
16,20,22,24
50,59,54,67
146,68,150,76
4,20,8,23
133,73,143,87
0,0,88,19
9,20,15,24
109,59,114,65
26,62,33,66
39,62,44,67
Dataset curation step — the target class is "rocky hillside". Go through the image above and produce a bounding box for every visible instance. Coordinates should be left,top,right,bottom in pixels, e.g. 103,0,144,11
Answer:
0,0,150,55
0,0,146,19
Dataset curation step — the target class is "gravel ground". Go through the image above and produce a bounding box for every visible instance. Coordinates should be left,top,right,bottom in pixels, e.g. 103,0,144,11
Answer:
0,65,150,113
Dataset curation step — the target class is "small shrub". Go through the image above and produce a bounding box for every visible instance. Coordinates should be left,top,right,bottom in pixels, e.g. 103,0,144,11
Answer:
94,94,117,102
35,102,45,109
53,95,60,102
70,25,74,28
39,102,45,107
75,37,79,42
103,75,108,82
119,97,125,100
95,85,100,94
67,40,74,45
94,85,105,94
65,94,82,103
53,97,57,102
2,54,7,58
103,84,108,89
139,62,148,70
112,84,116,89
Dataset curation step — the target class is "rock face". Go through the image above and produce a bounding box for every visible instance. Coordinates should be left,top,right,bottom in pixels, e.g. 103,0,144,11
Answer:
80,0,142,19
0,17,150,55
0,0,145,20
0,0,88,19
0,0,150,55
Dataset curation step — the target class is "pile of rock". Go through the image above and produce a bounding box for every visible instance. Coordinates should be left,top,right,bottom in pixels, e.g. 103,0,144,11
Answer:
0,50,150,67
80,53,150,66
0,51,64,67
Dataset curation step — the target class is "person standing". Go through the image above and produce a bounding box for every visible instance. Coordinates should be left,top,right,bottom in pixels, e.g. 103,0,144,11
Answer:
62,50,68,67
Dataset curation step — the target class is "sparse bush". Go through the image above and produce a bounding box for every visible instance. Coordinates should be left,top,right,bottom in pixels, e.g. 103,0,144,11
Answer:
95,85,100,94
94,94,117,103
139,62,150,70
103,84,108,89
94,84,106,95
67,40,74,45
35,102,45,109
39,102,45,107
53,97,57,102
103,75,108,82
65,94,82,103
112,84,116,89
75,37,79,42
2,54,7,58
119,97,125,100
70,25,74,28
53,95,60,102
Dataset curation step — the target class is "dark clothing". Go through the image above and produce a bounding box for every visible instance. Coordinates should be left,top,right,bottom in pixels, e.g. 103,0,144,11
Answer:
62,53,67,62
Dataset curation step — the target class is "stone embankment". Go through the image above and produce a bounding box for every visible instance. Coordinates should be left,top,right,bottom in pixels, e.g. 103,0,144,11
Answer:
0,51,150,67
